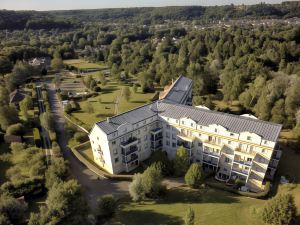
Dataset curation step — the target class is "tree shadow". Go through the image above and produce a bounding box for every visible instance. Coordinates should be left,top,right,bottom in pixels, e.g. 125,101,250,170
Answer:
155,187,239,205
114,209,183,225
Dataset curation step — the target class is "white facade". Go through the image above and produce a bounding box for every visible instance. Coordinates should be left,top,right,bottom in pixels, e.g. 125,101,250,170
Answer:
89,76,282,192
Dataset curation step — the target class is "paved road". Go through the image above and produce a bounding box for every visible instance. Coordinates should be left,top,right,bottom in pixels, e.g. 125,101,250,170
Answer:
46,82,185,210
46,83,130,210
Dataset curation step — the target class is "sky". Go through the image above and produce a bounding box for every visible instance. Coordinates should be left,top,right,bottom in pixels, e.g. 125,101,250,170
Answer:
0,0,284,11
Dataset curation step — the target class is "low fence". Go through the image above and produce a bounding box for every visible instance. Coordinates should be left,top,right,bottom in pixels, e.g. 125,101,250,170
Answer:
71,142,133,181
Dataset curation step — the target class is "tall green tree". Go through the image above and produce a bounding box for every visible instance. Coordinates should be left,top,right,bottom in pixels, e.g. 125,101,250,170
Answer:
174,146,190,177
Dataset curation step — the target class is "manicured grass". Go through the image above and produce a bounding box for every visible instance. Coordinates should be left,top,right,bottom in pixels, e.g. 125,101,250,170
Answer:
63,59,107,70
112,187,265,225
71,82,156,128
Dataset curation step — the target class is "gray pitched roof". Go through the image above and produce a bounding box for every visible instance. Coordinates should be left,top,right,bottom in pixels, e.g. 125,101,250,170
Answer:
96,100,282,142
158,102,282,142
96,102,158,135
163,75,192,104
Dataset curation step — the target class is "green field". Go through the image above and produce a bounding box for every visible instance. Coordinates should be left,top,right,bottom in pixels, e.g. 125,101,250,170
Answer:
63,59,107,70
112,187,265,225
71,82,156,128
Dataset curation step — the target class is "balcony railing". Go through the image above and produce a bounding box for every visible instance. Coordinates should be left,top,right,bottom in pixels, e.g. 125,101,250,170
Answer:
233,159,252,166
123,154,138,164
203,150,220,158
202,159,218,166
235,147,254,156
121,145,138,156
150,127,162,134
151,142,163,150
151,134,163,141
232,167,249,176
121,137,138,148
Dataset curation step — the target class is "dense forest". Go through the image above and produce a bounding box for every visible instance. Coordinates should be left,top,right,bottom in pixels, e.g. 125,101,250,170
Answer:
1,1,300,29
0,1,300,134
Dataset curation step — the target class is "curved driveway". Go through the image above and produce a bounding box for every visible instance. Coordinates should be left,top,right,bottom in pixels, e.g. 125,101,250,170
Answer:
46,82,184,210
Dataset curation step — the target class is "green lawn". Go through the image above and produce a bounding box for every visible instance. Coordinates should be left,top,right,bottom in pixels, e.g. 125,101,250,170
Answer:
81,147,94,162
71,82,156,128
63,59,107,70
112,187,265,225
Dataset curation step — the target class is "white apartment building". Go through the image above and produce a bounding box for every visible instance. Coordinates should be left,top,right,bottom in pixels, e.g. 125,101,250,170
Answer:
89,76,282,192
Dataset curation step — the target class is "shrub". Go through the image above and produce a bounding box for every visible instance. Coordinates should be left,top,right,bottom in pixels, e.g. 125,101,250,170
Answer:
74,132,88,143
6,123,24,136
262,194,297,225
174,146,190,176
185,163,204,188
129,173,145,201
97,195,117,219
142,163,163,198
149,151,173,176
234,178,244,189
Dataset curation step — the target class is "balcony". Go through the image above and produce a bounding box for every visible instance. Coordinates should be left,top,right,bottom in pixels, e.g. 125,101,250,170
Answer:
177,140,193,150
232,167,250,176
203,150,220,158
121,145,138,156
235,147,255,156
151,142,163,151
123,154,138,164
233,158,252,166
121,137,138,148
202,159,218,166
151,133,163,141
203,139,223,149
150,127,162,134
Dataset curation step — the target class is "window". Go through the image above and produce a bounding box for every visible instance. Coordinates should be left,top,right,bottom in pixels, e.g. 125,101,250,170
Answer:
230,133,234,136
145,143,148,149
176,120,179,123
166,132,170,138
228,140,231,144
198,133,201,137
172,134,176,140
166,140,170,146
144,135,147,141
191,123,193,127
166,125,170,129
225,157,230,163
115,157,119,163
247,136,251,141
262,149,266,154
247,158,252,162
172,142,177,148
215,128,218,133
182,121,185,125
198,142,202,147
97,137,99,140
92,141,94,144
113,149,117,155
264,140,268,144
112,141,116,145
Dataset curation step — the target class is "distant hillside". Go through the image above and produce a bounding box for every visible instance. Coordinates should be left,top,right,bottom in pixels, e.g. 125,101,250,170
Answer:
0,1,300,30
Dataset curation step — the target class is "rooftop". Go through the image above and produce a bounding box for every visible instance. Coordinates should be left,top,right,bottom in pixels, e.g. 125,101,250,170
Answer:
96,100,282,142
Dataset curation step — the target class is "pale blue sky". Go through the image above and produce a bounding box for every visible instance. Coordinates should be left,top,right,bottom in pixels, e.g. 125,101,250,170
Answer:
0,0,284,11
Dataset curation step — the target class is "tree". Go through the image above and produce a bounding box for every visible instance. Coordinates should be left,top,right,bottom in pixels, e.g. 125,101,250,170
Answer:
262,194,297,225
98,72,107,86
0,86,9,105
29,179,88,225
0,106,19,130
45,158,70,189
142,163,163,198
129,173,145,201
20,95,33,120
0,194,27,225
97,195,118,219
40,111,55,131
184,207,195,225
51,52,63,71
185,163,204,188
6,123,24,136
7,61,33,91
0,56,13,76
174,146,190,176
123,86,131,102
